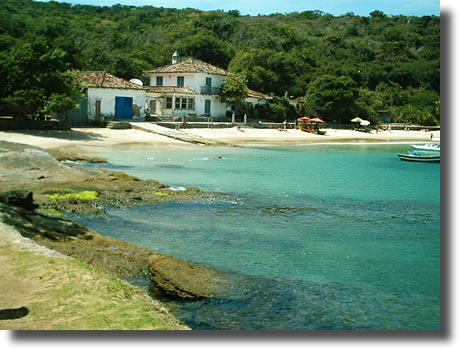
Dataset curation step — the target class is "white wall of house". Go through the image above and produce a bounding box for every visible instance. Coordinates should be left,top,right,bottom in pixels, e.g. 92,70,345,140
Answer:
146,93,230,118
146,72,273,118
149,73,195,89
195,95,229,116
247,97,268,106
288,100,301,109
146,93,195,117
149,72,225,92
87,87,146,120
147,72,230,117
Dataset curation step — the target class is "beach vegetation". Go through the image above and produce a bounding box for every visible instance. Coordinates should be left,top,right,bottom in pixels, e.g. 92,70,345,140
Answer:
252,96,298,122
0,39,84,119
303,74,357,122
219,73,249,114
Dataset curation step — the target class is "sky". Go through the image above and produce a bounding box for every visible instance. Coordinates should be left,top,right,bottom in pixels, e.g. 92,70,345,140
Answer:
36,0,441,17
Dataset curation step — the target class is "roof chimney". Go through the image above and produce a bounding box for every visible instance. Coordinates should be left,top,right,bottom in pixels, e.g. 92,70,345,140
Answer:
172,51,180,64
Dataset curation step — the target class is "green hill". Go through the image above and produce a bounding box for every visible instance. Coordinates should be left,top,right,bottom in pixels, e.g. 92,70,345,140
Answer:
0,0,440,124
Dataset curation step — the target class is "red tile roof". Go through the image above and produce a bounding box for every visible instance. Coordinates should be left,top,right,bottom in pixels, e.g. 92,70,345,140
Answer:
146,86,196,95
78,71,146,90
247,89,271,99
144,58,229,76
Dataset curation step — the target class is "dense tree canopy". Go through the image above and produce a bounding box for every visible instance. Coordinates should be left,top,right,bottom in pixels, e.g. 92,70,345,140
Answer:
219,73,248,112
0,38,83,118
0,0,440,124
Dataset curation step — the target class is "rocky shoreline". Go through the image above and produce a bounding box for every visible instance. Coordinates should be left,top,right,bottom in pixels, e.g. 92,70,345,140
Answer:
0,140,231,328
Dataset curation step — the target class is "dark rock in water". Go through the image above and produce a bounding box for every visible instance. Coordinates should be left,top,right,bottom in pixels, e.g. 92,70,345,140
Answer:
0,190,38,210
149,254,226,299
0,307,29,320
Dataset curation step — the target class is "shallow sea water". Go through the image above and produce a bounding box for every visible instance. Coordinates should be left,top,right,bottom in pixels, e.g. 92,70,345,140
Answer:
76,143,440,330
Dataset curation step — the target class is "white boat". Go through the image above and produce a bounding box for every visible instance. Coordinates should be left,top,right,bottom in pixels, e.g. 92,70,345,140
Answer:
398,152,440,162
410,143,440,152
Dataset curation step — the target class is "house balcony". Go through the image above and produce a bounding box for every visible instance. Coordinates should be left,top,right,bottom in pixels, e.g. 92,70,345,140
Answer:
200,86,221,95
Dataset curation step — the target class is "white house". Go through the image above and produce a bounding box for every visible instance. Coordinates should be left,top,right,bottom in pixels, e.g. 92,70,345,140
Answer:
143,52,270,119
78,71,147,121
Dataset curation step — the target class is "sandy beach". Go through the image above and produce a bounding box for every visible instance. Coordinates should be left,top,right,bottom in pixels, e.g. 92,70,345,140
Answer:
0,127,185,149
0,124,440,149
186,126,440,144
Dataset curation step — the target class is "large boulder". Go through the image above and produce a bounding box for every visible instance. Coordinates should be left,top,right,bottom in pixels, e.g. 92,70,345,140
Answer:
148,254,226,299
0,148,92,189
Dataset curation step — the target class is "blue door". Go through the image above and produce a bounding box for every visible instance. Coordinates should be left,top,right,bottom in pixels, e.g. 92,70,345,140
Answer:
115,96,133,119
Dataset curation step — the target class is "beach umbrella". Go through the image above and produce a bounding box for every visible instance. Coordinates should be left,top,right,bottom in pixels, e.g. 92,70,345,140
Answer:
360,120,371,126
350,117,362,123
309,117,327,124
297,117,312,122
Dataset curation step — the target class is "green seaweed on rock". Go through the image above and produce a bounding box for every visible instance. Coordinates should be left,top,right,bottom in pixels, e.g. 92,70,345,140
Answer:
154,192,169,196
46,191,99,201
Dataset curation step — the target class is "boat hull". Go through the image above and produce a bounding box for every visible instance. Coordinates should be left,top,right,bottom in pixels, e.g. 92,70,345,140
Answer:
398,153,440,162
411,144,440,152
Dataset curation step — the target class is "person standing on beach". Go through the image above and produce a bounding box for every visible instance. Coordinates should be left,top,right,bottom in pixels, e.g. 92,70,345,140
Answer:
283,120,287,130
388,123,392,133
375,125,379,134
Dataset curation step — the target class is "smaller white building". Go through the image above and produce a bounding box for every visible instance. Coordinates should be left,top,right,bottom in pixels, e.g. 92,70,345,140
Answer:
79,71,147,121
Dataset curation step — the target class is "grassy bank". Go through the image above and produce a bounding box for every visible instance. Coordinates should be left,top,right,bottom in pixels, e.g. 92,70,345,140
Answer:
0,239,189,330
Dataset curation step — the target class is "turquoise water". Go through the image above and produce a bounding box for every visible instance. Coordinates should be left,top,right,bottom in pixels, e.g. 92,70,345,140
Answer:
77,143,440,330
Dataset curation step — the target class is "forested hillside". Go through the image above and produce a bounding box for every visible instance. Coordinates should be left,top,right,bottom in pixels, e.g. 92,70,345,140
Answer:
0,0,440,124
